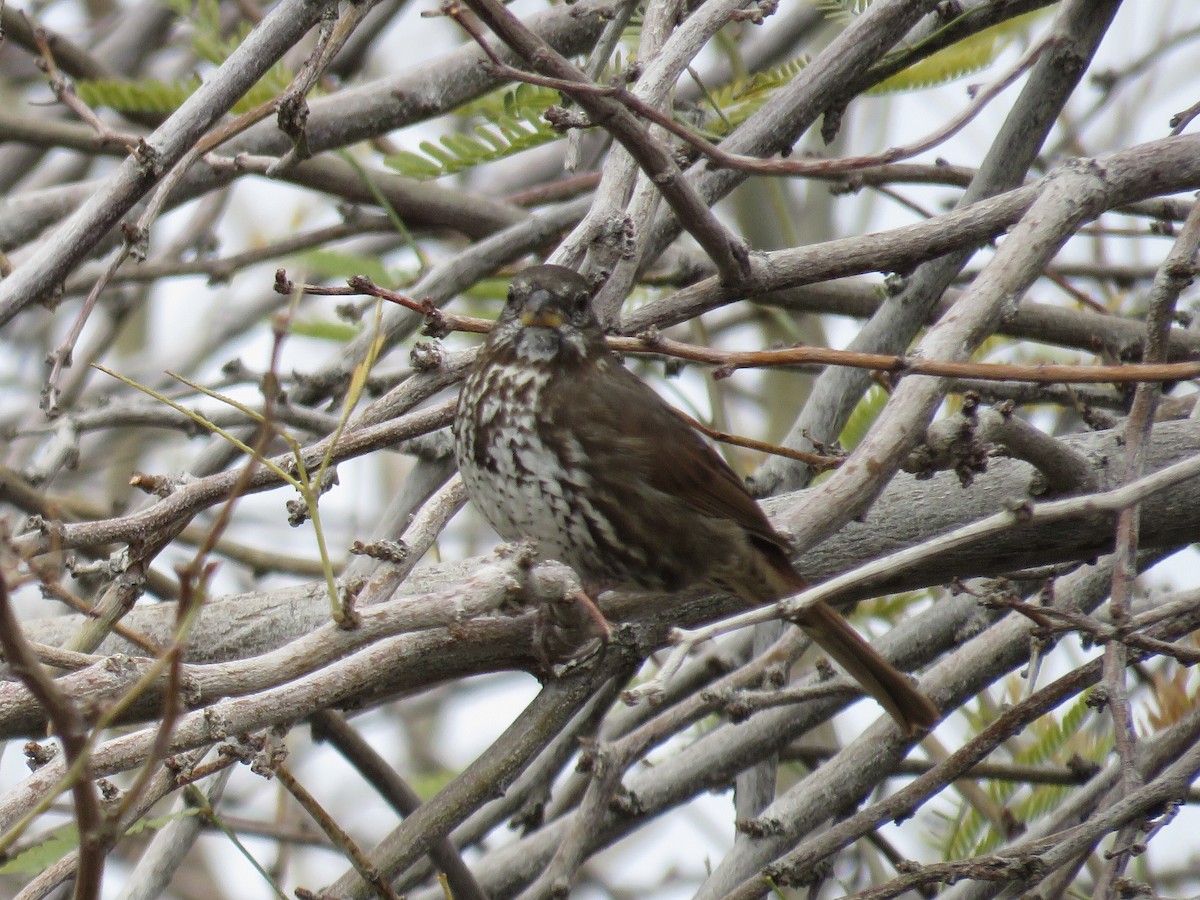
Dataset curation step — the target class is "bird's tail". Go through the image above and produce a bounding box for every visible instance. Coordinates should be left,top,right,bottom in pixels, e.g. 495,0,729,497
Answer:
745,543,939,735
790,600,940,735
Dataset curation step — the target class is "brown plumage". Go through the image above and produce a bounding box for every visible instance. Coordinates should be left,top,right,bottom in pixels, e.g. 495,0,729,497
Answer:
453,264,939,733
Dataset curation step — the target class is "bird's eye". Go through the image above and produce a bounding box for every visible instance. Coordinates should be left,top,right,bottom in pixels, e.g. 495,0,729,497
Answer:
571,289,590,315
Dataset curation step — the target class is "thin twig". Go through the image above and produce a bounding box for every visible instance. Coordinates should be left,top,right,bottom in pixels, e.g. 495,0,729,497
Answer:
310,710,487,900
1096,193,1200,895
0,579,105,899
287,273,1200,386
445,0,751,286
638,447,1200,696
276,764,402,900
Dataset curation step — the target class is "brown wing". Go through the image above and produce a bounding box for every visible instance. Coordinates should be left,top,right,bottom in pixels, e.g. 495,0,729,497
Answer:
551,357,940,733
552,356,790,553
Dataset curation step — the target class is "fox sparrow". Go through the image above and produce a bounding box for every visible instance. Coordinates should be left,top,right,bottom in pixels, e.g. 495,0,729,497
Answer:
453,264,938,733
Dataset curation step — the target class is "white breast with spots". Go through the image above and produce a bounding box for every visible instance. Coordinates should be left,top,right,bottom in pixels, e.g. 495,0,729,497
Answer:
454,362,620,575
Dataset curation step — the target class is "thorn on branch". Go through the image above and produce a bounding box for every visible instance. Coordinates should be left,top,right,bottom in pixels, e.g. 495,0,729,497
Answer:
275,92,312,160
121,222,150,262
338,580,364,630
610,784,644,816
287,469,339,527
544,104,591,132
737,814,785,838
883,272,908,295
1002,497,1036,522
574,737,601,773
131,139,163,176
129,471,179,497
730,0,779,25
1066,753,1101,779
410,341,444,371
25,740,58,769
821,103,847,145
420,302,452,338
348,539,409,564
935,0,966,20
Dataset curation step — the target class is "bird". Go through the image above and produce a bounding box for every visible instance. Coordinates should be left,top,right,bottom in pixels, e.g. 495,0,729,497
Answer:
452,264,939,733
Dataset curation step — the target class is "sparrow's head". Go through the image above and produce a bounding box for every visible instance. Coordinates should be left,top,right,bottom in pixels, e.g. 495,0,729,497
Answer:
490,265,604,362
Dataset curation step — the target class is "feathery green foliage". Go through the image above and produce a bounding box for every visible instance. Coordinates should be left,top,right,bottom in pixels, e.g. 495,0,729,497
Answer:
77,70,289,115
800,383,886,487
698,11,1028,135
457,80,573,121
162,0,221,39
385,106,561,180
387,51,643,180
934,691,1110,859
871,11,1046,94
78,0,292,115
699,57,811,137
0,810,201,875
76,76,203,115
0,824,79,875
696,8,1043,137
857,590,930,626
813,0,873,25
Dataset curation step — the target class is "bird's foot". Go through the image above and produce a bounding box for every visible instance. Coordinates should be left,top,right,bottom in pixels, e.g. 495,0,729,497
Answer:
533,590,611,675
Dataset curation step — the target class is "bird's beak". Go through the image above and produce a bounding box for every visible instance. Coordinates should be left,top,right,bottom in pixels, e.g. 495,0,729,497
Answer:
519,288,563,329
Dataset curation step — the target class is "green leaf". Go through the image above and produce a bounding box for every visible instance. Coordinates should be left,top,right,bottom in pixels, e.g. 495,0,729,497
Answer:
76,76,202,114
77,67,290,115
384,111,560,180
0,825,78,874
697,57,811,137
812,0,867,25
936,692,1110,859
79,4,297,116
419,140,459,167
873,10,1048,94
839,384,889,450
0,808,201,875
387,151,445,180
461,80,561,120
